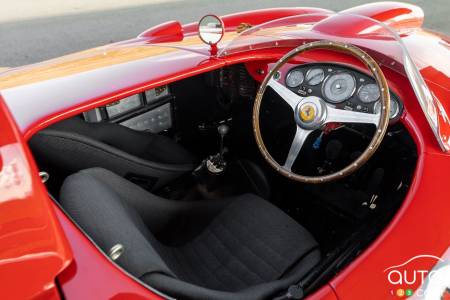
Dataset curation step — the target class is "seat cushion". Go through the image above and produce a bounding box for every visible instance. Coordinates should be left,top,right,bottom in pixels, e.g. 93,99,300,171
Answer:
60,168,320,300
162,196,319,291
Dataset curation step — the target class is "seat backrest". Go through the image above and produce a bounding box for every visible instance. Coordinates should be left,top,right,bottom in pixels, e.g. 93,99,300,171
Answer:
29,117,195,189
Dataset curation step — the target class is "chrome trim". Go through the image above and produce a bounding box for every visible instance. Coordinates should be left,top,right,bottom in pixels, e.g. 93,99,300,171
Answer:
108,244,125,261
39,171,49,183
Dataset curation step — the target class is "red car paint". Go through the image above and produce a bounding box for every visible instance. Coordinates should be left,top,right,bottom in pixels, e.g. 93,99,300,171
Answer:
0,98,72,300
0,2,449,300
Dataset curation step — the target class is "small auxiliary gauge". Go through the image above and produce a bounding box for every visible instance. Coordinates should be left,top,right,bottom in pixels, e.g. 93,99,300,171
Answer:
286,70,304,88
358,83,380,103
374,99,400,119
306,68,325,85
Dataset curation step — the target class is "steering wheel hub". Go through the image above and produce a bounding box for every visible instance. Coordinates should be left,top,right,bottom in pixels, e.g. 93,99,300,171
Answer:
295,97,327,130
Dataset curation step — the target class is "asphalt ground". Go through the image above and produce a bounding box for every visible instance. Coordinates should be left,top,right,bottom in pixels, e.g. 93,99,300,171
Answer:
0,0,448,67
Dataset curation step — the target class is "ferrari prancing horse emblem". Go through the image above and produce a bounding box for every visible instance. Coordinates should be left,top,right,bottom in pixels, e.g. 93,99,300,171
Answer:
299,104,316,123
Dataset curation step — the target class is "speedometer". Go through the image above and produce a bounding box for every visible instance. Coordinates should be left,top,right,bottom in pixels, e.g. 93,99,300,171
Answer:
358,83,380,103
322,72,356,103
286,70,304,88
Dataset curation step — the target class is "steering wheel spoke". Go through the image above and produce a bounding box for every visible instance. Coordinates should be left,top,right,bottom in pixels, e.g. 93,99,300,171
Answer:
326,105,380,125
267,78,303,110
283,126,312,171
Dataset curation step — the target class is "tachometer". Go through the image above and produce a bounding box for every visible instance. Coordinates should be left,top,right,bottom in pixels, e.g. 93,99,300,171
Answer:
358,83,380,103
286,70,304,88
322,72,356,103
306,68,325,85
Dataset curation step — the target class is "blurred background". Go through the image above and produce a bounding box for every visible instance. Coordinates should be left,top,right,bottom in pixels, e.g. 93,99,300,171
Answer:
1,0,448,67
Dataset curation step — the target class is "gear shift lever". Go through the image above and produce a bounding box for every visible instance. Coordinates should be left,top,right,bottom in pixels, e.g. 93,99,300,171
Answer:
193,124,230,192
218,124,229,161
203,124,229,175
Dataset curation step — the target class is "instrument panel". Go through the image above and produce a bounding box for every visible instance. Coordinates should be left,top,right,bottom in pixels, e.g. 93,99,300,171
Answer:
105,94,142,118
281,63,402,121
83,85,173,133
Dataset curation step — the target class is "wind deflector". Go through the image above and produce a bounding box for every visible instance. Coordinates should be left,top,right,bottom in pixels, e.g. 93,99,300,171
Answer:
219,12,450,152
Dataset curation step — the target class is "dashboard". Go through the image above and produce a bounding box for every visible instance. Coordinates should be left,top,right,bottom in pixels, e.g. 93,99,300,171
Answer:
278,63,402,121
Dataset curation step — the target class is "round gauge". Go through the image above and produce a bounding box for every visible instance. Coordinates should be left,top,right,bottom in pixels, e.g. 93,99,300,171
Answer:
358,83,380,103
374,98,400,119
322,73,356,103
306,68,325,85
286,70,304,88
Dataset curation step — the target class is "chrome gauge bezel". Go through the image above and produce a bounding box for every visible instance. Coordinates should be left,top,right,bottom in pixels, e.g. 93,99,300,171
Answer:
305,68,325,86
321,72,356,104
374,98,400,120
357,83,381,104
285,69,304,88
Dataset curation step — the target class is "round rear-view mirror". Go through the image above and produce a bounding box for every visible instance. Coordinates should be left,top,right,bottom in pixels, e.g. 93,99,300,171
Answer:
198,15,224,46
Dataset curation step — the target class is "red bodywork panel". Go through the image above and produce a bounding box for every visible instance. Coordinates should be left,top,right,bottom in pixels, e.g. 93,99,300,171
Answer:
0,2,449,300
0,98,72,299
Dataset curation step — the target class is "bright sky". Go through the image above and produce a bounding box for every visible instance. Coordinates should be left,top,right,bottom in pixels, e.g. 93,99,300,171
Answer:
0,0,178,23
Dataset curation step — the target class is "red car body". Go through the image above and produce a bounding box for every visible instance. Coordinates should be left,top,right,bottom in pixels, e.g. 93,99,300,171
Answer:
0,2,449,300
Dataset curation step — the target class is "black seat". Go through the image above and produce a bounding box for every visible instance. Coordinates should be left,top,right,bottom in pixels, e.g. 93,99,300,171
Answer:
60,168,320,300
30,117,196,188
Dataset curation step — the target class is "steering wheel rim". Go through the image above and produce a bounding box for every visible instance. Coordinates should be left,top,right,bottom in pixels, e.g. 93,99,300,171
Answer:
253,40,391,183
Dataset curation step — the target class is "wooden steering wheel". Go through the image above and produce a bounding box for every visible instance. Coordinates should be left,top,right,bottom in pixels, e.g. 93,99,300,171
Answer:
253,40,390,183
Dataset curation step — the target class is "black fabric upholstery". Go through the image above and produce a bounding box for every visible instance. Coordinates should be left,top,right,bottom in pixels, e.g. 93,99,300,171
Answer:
30,117,196,187
60,168,320,300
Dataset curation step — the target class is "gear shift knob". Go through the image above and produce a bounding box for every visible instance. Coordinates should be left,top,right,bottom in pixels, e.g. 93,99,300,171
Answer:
218,124,229,137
